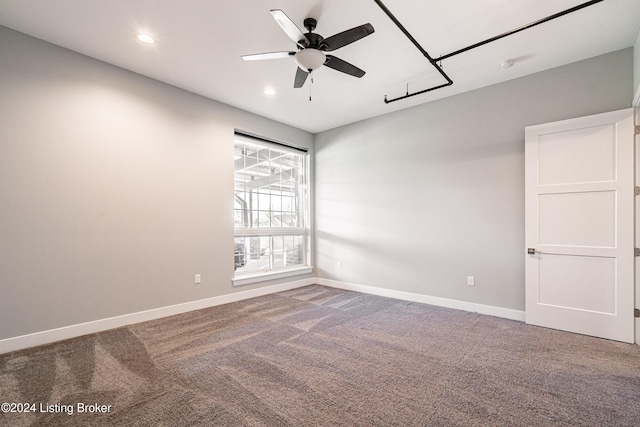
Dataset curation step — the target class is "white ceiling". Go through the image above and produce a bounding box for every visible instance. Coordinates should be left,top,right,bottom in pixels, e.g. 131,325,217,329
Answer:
1,0,639,133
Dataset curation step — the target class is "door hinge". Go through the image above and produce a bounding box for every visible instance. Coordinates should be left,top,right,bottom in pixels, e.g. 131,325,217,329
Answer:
636,187,640,196
635,125,640,135
636,248,640,257
635,308,640,318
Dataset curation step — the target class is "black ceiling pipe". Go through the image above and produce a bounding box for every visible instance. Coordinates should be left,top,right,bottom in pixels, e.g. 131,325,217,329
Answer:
374,0,605,104
434,0,605,62
372,0,453,104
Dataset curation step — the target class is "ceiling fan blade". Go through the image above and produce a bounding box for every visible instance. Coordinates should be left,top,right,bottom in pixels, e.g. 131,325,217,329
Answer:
270,9,308,48
324,55,365,78
322,23,374,51
294,67,309,88
241,51,295,61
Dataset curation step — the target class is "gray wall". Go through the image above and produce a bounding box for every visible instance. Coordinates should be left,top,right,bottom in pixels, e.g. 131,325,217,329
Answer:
0,22,634,343
0,26,313,341
315,48,633,312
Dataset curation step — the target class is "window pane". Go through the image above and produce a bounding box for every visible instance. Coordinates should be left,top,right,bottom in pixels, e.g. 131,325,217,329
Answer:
288,213,299,227
289,235,304,266
282,196,293,212
234,237,246,271
273,236,283,268
273,236,284,251
271,195,281,212
234,135,308,275
235,236,270,273
282,236,293,267
234,209,244,228
258,193,270,211
251,191,258,210
270,185,281,197
257,211,270,227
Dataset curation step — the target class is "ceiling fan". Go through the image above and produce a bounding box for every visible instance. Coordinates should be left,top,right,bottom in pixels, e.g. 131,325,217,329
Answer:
242,10,374,88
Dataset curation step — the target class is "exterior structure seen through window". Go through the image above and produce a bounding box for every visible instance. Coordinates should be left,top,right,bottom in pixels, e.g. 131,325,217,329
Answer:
233,133,309,281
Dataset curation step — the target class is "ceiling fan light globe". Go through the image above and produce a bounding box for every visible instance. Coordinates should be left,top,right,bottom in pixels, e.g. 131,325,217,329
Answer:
295,49,326,72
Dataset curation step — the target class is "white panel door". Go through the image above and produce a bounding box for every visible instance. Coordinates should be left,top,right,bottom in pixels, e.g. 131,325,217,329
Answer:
525,109,634,343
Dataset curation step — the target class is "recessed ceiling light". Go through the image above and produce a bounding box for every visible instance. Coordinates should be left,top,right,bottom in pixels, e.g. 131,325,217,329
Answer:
264,88,276,96
136,33,155,44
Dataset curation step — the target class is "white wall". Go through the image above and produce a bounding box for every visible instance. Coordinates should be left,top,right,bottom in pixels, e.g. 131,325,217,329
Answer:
0,26,313,341
315,49,634,312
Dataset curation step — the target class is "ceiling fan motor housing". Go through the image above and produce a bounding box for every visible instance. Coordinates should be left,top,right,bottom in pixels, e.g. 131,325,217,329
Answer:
299,32,324,49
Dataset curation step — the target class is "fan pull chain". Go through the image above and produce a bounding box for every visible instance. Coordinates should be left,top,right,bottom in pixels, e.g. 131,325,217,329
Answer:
309,70,313,102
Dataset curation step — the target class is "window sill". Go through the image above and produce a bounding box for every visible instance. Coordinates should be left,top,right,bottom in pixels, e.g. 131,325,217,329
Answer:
232,266,313,287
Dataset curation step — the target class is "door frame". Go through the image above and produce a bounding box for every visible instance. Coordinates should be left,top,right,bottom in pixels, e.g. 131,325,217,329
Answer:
635,98,640,346
525,108,635,343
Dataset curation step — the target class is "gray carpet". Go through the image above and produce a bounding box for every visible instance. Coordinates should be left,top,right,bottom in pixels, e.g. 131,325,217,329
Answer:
1,285,639,426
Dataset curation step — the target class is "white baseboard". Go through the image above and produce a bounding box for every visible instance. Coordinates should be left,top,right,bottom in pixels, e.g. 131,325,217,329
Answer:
0,277,526,354
316,278,526,322
0,278,315,354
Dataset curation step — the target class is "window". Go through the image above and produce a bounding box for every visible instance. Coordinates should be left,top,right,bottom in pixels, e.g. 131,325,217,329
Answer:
233,133,310,284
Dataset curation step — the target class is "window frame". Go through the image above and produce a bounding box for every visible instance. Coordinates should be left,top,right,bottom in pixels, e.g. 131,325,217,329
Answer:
232,132,312,286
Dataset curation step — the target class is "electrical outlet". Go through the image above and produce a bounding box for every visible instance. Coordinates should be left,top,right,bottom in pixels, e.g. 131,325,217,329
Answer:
195,274,201,284
467,276,475,286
